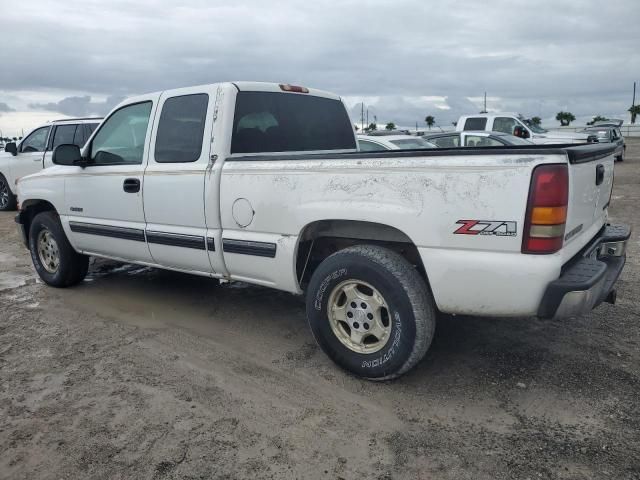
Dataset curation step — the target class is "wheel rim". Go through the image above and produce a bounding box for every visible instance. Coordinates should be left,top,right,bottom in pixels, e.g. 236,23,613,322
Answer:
0,180,8,208
37,229,60,274
327,280,392,354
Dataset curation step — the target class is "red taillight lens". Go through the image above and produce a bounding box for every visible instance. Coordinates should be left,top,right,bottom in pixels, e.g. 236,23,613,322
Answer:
522,164,569,254
279,84,309,93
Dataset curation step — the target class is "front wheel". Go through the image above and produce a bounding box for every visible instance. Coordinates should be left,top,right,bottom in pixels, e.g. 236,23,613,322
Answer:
29,211,89,287
0,174,17,211
306,245,436,380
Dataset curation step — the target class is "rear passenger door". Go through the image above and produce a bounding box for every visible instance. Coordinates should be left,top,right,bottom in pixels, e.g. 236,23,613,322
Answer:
143,88,215,274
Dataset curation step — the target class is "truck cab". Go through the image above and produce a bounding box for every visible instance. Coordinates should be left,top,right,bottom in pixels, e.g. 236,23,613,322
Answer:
456,113,595,145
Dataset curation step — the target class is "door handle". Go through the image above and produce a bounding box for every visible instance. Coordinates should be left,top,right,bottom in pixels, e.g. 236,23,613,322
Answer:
595,164,605,186
123,178,141,193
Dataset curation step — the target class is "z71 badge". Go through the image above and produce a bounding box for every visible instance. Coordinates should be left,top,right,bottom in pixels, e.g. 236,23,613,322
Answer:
454,220,517,237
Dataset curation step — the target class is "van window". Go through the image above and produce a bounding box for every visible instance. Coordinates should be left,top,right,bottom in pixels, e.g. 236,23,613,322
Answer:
493,117,518,135
231,92,356,154
155,94,208,163
463,117,487,131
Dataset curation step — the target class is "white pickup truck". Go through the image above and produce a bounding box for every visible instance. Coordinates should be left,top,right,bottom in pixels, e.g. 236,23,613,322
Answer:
0,118,100,211
15,82,630,380
456,113,597,144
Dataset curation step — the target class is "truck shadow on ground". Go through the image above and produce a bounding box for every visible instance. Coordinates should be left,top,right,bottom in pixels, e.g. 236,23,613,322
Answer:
72,258,636,400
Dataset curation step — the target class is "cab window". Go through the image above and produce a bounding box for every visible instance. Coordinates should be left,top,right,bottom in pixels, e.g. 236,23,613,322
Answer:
155,94,208,163
90,102,152,165
20,126,50,153
493,117,518,135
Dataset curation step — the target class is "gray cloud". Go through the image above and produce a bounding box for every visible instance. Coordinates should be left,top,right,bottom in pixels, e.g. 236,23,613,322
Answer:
2,0,639,126
0,102,15,113
29,96,124,117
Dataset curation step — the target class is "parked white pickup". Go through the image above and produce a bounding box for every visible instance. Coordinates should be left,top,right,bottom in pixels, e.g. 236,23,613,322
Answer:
456,113,596,144
15,82,630,380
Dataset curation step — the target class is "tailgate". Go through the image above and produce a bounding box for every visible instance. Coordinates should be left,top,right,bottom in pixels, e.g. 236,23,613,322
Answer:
563,144,616,254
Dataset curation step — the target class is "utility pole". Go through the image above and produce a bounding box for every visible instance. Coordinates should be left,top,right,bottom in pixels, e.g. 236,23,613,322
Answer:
366,108,369,128
361,102,365,131
480,92,488,113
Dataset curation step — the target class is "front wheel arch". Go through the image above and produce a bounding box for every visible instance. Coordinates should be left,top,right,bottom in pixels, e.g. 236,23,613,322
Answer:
19,200,57,244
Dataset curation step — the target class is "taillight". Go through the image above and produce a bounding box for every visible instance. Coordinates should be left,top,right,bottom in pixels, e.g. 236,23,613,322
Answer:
279,84,309,93
522,164,568,254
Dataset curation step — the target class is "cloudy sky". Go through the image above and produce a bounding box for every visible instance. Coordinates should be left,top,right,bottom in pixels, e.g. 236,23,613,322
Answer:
0,0,638,136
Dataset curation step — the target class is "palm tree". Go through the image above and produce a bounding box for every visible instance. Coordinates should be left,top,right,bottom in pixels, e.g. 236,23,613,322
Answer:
367,122,377,132
555,111,576,126
425,115,435,130
629,105,640,124
385,122,396,131
530,116,542,126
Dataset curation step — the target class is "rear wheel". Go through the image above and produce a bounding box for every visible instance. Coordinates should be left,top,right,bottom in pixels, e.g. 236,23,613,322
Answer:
306,245,436,380
0,174,16,211
28,211,89,287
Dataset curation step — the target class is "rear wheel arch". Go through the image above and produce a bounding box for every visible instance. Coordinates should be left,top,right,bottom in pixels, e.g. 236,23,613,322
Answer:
295,219,431,290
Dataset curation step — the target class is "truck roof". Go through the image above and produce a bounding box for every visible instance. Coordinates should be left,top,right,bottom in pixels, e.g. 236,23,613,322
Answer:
117,82,343,108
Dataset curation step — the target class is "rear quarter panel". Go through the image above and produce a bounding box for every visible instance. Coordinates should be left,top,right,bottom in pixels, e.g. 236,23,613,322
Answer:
219,151,569,315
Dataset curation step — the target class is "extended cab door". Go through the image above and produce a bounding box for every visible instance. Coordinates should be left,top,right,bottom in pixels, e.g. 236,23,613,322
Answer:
142,88,215,274
9,126,50,185
63,98,158,263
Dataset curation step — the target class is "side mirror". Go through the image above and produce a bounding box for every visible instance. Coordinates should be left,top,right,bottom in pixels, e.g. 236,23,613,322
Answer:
513,126,530,139
4,142,17,156
53,144,86,167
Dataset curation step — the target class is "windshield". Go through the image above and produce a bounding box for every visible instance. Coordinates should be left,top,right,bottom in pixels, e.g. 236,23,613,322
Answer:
522,119,547,134
389,138,435,149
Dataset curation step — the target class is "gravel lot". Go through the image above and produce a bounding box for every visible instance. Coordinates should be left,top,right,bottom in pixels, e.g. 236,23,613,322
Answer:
1,141,639,480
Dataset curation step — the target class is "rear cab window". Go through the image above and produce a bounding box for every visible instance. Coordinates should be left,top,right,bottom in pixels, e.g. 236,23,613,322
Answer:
463,117,487,131
231,92,356,154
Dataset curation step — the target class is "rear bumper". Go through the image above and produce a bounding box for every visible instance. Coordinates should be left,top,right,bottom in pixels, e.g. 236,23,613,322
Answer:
15,212,28,248
538,224,630,319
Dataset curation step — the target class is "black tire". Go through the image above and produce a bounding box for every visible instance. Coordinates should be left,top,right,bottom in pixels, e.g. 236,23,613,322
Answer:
306,245,436,381
28,211,89,287
0,174,17,211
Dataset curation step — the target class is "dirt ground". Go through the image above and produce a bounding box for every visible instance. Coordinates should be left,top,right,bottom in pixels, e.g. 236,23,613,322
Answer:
1,142,639,480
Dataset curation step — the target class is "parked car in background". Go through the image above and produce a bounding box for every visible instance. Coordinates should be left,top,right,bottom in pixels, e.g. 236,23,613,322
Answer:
591,119,624,128
424,131,533,148
580,126,625,161
0,118,101,211
357,134,436,151
16,81,629,380
456,113,596,144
